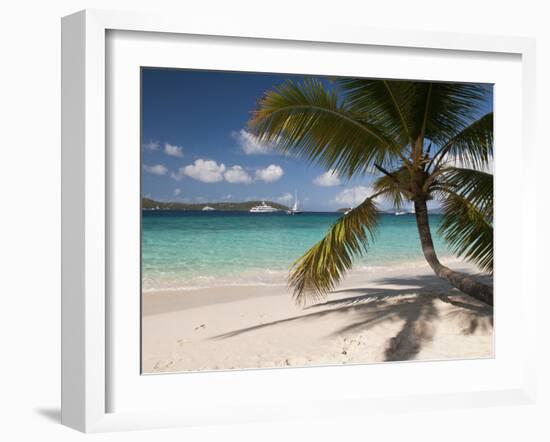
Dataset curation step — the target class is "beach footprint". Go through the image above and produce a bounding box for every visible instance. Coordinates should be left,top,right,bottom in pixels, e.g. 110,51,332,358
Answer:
153,360,174,371
340,336,363,357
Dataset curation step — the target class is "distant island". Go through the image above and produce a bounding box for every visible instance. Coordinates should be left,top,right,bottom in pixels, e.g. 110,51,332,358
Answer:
143,198,443,214
142,197,290,212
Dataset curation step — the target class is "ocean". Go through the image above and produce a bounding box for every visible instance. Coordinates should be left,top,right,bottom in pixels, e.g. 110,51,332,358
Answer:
142,211,451,292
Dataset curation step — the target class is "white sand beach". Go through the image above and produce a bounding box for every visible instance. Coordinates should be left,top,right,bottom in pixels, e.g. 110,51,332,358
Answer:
142,260,493,373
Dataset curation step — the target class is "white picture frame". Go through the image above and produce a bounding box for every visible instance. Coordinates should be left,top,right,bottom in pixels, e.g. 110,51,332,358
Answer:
61,9,537,433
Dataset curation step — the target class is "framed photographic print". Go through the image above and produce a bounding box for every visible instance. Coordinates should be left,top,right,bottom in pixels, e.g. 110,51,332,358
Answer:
139,67,495,374
61,9,537,432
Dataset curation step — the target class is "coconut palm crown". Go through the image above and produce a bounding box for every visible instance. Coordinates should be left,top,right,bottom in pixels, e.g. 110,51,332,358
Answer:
249,79,493,306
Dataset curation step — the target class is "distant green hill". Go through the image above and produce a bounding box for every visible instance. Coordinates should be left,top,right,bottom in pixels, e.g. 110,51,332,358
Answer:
142,197,290,212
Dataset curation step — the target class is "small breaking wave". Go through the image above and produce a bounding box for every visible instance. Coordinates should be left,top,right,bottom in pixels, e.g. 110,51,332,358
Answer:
142,256,458,293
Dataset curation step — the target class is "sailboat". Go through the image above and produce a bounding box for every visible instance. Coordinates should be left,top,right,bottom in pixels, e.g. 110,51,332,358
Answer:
395,202,415,216
287,190,303,215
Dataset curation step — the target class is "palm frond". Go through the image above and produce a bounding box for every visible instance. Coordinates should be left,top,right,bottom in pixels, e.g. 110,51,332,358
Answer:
337,80,489,161
372,166,412,208
440,167,493,213
289,194,380,305
415,83,489,146
249,79,399,178
337,79,417,146
437,168,493,272
429,112,493,171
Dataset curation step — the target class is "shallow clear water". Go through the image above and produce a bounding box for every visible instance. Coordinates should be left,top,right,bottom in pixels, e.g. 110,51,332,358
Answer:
142,211,450,291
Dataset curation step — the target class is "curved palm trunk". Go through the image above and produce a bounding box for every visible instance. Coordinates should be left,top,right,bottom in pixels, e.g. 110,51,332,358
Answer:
414,199,493,306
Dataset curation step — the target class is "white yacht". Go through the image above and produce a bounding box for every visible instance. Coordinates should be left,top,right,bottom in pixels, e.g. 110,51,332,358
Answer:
394,210,407,216
287,191,303,215
201,205,215,211
249,201,278,213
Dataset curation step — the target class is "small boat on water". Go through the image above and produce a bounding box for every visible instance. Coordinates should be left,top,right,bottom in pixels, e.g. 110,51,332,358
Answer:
286,191,303,215
249,201,278,213
395,203,415,216
202,206,215,211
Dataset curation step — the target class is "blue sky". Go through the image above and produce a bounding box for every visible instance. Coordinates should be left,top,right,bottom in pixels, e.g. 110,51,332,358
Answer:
141,69,493,211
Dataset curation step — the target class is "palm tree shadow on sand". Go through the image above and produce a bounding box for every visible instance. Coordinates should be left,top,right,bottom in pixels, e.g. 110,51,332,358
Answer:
210,273,493,362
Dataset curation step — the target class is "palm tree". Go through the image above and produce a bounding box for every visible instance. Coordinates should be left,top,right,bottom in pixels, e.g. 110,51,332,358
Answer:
249,79,493,306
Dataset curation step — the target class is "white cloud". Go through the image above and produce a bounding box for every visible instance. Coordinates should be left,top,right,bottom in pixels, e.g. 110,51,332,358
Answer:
313,169,342,187
170,159,285,185
232,129,273,155
142,140,159,151
173,188,181,196
143,164,168,176
170,170,184,181
255,164,284,183
223,165,253,184
164,143,184,158
332,186,377,207
276,192,293,205
172,159,226,183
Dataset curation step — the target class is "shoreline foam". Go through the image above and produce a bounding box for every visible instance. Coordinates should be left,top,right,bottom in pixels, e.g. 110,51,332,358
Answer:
142,256,464,293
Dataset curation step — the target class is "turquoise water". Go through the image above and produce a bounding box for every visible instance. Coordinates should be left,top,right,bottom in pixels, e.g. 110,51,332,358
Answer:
142,211,450,291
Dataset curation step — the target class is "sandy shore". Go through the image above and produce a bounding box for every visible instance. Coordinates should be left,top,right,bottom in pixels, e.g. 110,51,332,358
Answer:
142,260,493,373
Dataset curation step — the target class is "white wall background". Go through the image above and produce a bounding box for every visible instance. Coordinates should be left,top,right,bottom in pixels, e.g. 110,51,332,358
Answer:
0,1,548,440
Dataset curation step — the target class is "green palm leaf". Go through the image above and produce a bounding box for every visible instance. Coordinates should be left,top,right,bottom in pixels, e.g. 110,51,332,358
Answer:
249,79,399,178
429,112,493,171
414,83,489,146
372,166,412,208
440,167,493,213
338,80,489,148
289,194,380,305
437,168,493,272
336,79,417,146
